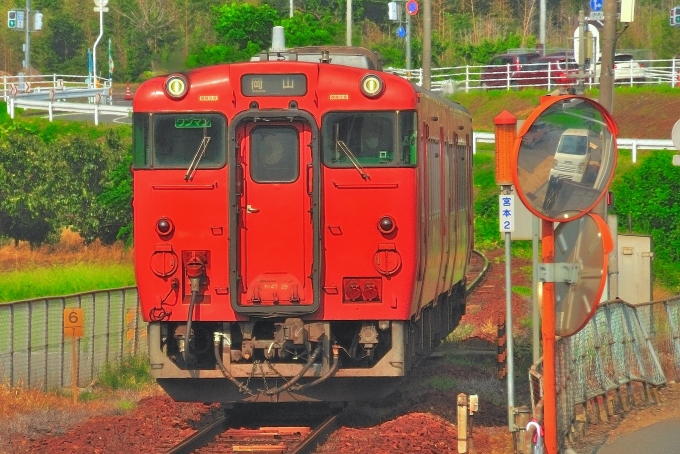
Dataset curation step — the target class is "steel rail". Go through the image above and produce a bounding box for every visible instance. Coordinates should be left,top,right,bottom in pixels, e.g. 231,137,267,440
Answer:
165,414,230,454
466,250,490,295
290,413,340,454
165,412,339,454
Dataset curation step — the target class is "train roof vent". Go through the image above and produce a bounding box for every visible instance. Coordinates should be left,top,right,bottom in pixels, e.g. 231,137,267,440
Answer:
270,26,286,52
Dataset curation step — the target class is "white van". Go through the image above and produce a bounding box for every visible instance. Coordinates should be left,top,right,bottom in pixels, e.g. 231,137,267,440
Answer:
549,128,593,183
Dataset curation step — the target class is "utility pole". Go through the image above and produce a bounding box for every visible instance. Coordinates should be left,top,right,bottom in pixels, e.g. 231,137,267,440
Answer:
576,10,587,95
540,0,546,55
422,0,431,89
599,0,617,113
346,0,352,46
24,0,30,72
406,13,411,70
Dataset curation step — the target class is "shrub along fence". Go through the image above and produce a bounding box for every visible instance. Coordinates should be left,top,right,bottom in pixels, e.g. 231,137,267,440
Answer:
0,288,145,391
530,297,680,451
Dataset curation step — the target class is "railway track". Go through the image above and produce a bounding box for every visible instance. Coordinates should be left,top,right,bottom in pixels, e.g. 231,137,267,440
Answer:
165,407,339,454
165,251,488,454
466,249,490,295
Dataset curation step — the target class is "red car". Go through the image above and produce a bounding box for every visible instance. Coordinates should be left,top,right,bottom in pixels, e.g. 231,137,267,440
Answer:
481,52,540,88
512,56,579,88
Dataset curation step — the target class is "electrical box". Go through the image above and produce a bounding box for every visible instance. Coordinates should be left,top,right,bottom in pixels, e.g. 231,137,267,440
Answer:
34,12,43,31
620,0,635,22
388,2,398,21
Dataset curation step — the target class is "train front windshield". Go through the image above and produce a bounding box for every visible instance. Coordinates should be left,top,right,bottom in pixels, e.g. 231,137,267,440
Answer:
132,113,227,169
322,111,417,167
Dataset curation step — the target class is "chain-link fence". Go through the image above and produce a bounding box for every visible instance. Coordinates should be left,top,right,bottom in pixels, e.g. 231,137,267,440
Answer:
0,288,146,391
530,297,680,451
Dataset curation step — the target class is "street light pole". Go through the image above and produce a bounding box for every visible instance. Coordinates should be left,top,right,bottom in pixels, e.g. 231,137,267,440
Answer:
92,0,108,86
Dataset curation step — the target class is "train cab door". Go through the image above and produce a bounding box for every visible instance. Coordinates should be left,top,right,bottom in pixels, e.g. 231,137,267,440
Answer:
229,119,320,314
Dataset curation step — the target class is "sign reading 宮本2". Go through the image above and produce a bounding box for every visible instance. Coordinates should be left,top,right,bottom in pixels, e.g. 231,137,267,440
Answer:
499,194,515,233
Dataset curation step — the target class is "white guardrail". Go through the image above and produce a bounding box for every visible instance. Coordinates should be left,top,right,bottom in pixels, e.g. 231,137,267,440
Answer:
474,132,675,162
2,74,131,125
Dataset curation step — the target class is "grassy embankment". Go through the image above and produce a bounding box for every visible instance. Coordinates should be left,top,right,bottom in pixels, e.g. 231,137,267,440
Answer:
0,230,135,304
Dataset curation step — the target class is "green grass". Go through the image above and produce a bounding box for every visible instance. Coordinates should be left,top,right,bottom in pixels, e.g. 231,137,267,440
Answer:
0,263,135,303
446,322,475,342
512,285,532,297
427,376,457,391
99,354,154,390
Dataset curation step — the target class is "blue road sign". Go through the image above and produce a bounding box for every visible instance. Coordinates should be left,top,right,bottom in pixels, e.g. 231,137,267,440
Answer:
590,0,603,12
397,26,406,39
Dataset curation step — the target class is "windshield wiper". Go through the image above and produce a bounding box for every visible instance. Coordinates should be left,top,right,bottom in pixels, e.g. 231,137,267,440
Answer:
336,140,370,180
185,132,211,181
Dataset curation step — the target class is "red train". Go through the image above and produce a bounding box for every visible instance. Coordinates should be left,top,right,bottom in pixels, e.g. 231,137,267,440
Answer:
132,46,474,403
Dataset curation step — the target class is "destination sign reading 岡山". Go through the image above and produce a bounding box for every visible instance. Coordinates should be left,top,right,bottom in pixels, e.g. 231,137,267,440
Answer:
242,74,307,97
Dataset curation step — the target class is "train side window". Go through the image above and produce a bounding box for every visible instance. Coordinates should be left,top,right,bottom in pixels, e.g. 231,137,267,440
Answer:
148,114,226,169
398,111,417,165
322,111,415,168
250,126,299,183
132,113,151,168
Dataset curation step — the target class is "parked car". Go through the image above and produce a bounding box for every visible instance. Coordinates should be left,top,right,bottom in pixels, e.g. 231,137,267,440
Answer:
522,121,548,148
511,56,579,88
593,53,646,83
549,128,593,183
481,52,540,88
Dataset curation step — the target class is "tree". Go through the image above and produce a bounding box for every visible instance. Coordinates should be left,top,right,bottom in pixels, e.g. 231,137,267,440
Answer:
213,3,279,51
279,12,340,47
113,0,181,72
189,3,279,65
0,128,59,246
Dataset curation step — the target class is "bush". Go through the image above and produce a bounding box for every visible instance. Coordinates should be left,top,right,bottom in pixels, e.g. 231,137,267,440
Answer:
98,355,153,391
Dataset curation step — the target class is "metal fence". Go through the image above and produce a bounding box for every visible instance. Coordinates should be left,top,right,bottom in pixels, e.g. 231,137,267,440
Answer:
530,297,680,451
0,287,146,391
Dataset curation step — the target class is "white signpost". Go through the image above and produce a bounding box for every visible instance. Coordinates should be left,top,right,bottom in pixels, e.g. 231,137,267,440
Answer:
499,194,515,233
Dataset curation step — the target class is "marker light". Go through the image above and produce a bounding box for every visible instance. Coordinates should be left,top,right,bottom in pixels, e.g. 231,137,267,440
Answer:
378,216,396,234
156,217,174,236
164,74,188,100
361,74,384,98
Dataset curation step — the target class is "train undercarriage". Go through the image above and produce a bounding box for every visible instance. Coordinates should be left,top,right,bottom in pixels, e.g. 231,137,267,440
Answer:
150,282,466,403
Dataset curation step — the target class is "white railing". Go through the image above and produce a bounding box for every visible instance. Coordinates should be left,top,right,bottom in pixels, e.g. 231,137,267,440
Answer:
387,58,680,93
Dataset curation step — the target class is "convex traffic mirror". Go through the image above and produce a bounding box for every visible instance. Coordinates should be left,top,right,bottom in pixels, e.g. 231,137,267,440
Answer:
513,96,618,222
